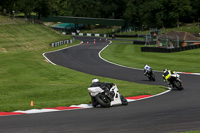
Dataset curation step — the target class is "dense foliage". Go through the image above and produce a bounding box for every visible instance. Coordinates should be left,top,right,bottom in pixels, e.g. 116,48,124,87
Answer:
0,0,199,28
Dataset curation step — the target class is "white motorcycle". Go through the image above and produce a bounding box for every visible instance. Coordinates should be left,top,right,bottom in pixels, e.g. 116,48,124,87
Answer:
88,84,128,107
167,72,184,90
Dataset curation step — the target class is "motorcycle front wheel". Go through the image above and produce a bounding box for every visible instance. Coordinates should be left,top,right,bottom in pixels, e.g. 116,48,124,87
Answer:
173,80,184,90
150,74,156,81
91,96,98,107
95,93,111,107
120,95,128,105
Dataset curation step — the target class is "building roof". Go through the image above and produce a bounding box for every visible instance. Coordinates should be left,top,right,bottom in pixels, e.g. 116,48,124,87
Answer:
158,31,200,42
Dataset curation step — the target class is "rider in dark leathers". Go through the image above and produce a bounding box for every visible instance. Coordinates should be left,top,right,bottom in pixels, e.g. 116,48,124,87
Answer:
90,78,114,91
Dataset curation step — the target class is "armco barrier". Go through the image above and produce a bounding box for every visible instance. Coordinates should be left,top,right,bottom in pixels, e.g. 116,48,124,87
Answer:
50,38,75,47
141,44,200,53
109,34,138,37
108,34,150,38
71,32,108,37
71,33,148,38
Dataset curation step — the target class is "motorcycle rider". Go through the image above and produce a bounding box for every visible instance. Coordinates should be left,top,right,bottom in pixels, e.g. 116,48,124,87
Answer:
162,68,175,86
90,78,115,101
144,64,152,76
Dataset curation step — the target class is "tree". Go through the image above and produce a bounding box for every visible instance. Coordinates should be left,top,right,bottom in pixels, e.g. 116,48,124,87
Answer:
138,0,165,28
68,0,101,18
189,0,200,22
68,0,127,19
1,0,199,29
123,0,142,23
98,0,127,19
0,0,16,15
168,0,192,27
34,0,52,20
50,0,72,16
16,0,35,18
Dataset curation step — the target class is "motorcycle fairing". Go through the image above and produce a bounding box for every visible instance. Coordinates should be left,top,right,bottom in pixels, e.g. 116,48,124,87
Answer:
88,87,104,97
110,85,122,106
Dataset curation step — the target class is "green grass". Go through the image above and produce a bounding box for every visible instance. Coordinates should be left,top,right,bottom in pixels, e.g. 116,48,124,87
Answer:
0,17,166,112
159,23,200,34
101,40,200,73
0,15,27,25
0,23,69,53
171,130,200,133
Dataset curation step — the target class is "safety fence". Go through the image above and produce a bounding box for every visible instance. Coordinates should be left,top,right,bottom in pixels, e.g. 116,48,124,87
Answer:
71,32,108,37
50,38,75,47
71,33,151,38
141,44,200,53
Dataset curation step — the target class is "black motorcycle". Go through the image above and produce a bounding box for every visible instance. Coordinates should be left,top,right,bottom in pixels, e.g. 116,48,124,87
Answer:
144,68,155,81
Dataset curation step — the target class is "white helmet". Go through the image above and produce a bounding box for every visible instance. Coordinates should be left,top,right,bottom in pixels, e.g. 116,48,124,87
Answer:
92,78,99,83
163,68,168,73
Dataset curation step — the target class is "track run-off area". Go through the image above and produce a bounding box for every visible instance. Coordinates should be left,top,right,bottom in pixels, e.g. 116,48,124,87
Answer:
0,36,200,133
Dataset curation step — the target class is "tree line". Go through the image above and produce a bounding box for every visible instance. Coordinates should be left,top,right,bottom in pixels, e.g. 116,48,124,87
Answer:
0,0,199,28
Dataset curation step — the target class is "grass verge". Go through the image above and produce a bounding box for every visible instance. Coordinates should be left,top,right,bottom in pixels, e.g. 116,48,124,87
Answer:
101,40,200,73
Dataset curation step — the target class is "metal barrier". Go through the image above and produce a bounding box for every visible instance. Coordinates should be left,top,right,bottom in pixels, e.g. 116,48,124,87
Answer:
50,38,75,47
71,32,108,37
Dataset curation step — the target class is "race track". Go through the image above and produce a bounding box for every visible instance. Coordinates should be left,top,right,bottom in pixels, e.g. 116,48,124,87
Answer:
0,36,200,133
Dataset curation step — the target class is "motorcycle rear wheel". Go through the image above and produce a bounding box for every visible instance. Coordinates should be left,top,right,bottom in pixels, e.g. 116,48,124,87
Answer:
147,72,155,81
95,93,111,107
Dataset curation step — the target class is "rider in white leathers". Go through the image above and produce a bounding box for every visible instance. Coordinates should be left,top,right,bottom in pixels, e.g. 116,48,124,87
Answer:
144,64,152,76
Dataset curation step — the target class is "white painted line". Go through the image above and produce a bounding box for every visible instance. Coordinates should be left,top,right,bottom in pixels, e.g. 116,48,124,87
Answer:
42,53,57,65
98,41,148,71
42,43,82,65
177,72,200,76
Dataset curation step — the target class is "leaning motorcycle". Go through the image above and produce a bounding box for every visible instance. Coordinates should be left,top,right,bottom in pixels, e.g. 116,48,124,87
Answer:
167,72,184,90
88,84,128,107
145,69,156,81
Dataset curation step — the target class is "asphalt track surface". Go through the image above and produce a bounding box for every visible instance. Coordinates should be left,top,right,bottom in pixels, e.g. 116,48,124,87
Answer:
0,36,200,133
